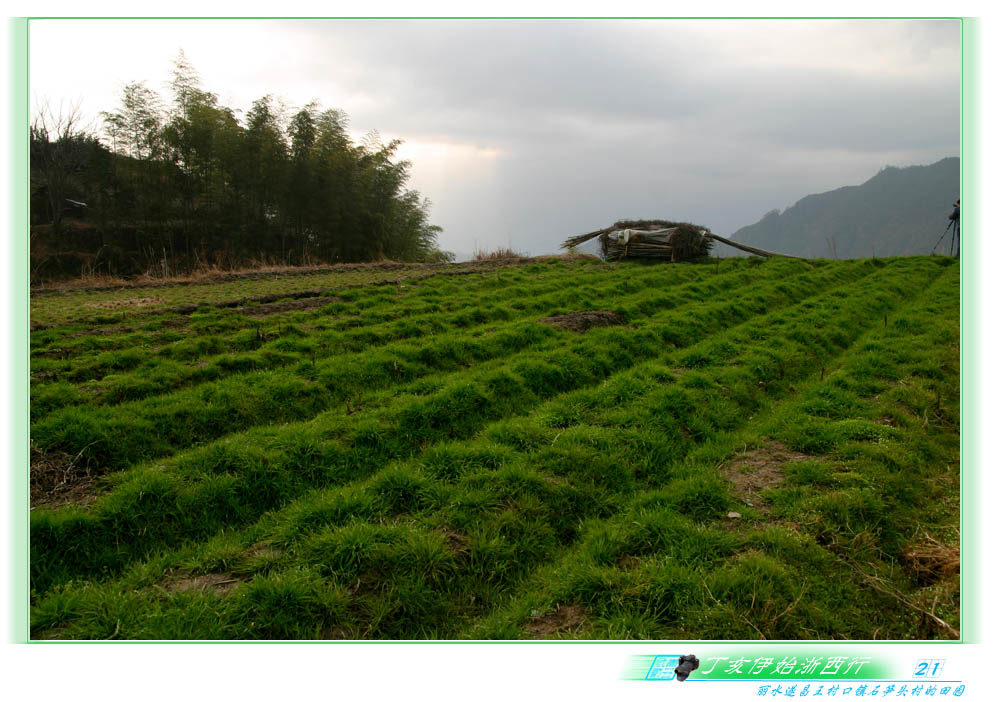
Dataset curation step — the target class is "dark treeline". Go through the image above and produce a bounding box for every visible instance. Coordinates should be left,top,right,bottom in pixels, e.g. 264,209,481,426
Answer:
30,53,452,281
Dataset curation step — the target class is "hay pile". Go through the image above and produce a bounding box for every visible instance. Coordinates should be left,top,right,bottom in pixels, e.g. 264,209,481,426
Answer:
563,219,712,262
563,219,793,261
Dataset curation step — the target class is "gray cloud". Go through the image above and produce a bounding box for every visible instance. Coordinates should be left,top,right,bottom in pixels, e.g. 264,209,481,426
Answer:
269,20,959,253
30,18,961,257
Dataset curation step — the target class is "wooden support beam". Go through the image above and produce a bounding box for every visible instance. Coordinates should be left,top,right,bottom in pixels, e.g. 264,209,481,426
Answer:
705,232,798,258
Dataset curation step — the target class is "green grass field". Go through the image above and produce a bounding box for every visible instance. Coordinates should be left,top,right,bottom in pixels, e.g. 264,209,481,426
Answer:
28,255,960,640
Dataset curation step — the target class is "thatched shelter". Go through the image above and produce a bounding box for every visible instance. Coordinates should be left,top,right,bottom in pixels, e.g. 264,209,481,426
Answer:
563,219,794,261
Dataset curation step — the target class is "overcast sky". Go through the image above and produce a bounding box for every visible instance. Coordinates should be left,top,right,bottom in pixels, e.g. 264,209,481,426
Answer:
29,18,960,257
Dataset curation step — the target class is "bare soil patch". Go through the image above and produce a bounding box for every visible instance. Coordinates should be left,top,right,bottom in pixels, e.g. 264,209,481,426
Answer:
237,295,342,317
539,310,626,333
85,296,164,310
160,572,244,595
30,445,100,509
526,604,588,639
163,288,332,316
67,324,140,338
721,441,810,513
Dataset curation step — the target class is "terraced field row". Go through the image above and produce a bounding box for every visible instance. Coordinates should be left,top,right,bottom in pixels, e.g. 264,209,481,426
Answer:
31,258,857,471
30,259,714,415
28,256,960,640
31,257,631,327
31,261,491,326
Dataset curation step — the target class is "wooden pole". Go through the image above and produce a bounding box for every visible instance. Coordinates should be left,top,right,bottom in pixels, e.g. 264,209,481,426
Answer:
705,232,798,258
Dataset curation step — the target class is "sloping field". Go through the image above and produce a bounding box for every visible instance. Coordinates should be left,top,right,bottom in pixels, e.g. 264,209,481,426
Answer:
28,256,960,640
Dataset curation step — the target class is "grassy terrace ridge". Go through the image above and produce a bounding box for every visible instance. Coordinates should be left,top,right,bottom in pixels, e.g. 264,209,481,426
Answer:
31,259,873,584
30,257,587,327
31,258,857,465
28,261,690,400
28,256,960,640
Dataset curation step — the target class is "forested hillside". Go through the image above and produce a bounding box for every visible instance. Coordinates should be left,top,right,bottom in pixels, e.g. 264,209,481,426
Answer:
30,53,449,282
729,158,960,258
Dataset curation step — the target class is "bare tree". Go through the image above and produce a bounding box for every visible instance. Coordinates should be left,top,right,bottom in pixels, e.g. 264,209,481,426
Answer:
31,100,96,232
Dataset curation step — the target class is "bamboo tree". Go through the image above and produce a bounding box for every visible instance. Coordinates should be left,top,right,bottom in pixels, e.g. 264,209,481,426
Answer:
30,54,450,279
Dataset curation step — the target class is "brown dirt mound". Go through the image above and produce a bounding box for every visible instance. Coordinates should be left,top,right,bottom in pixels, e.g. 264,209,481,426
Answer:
525,604,588,639
160,572,244,595
540,310,626,333
720,441,811,513
30,445,99,509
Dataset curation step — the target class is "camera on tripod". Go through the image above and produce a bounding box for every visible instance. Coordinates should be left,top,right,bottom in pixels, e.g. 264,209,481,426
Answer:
932,198,959,258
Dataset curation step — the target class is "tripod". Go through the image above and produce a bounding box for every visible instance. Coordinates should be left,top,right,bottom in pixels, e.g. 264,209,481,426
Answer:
931,218,960,257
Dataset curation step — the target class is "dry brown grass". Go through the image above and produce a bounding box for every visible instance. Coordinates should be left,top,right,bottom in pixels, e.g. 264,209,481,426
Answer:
900,530,960,585
30,258,416,293
472,247,528,261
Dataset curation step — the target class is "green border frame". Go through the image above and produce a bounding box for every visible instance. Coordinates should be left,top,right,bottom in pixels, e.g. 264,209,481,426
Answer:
10,16,29,644
12,16,973,645
960,17,978,645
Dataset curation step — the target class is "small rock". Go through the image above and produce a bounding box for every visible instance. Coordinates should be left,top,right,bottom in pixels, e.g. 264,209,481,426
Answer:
727,511,742,519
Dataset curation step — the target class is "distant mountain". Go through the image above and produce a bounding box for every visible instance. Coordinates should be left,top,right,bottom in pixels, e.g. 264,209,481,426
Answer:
729,157,960,258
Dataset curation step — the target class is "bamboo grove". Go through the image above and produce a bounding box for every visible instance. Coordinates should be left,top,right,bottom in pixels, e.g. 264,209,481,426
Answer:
30,53,450,281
